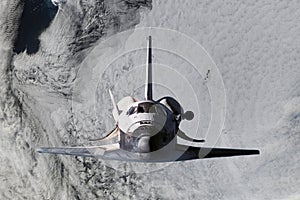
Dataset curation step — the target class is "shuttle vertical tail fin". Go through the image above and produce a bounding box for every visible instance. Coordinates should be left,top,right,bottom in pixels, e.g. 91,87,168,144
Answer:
145,36,153,100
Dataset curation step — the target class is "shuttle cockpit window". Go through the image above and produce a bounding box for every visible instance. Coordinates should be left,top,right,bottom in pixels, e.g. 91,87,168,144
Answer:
149,104,165,115
126,106,137,115
135,102,165,115
127,102,165,115
137,102,154,113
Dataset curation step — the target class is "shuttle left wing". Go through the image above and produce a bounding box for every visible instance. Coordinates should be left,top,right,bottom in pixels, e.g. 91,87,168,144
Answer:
36,144,119,158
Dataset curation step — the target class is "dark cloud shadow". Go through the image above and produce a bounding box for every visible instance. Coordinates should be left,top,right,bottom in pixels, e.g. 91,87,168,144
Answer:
13,0,58,55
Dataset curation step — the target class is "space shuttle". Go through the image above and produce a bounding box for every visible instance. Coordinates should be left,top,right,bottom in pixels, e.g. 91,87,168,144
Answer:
37,36,259,162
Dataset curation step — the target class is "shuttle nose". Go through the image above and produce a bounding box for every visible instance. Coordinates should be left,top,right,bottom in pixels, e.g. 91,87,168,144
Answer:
137,136,151,153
